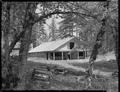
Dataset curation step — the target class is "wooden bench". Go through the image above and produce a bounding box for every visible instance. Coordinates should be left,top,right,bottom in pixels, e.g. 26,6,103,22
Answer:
31,65,53,86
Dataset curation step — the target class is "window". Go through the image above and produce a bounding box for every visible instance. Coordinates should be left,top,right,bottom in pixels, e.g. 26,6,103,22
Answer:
79,51,84,57
79,51,85,59
70,42,74,49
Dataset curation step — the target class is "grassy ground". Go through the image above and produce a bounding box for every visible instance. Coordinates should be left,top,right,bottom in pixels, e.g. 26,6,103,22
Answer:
70,60,118,72
14,60,118,91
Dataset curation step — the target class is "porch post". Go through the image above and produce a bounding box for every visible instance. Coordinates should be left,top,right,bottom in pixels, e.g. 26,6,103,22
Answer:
47,52,48,60
53,52,55,60
62,52,63,60
70,52,71,60
85,50,86,58
48,52,50,60
78,51,79,59
86,50,87,57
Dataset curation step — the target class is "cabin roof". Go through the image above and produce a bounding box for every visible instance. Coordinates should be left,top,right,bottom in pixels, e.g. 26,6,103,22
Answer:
29,37,92,53
29,37,75,53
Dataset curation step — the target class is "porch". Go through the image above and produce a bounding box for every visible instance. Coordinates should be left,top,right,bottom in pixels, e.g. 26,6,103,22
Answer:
46,51,87,60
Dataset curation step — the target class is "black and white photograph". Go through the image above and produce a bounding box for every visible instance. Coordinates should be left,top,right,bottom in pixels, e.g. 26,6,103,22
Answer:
1,0,118,91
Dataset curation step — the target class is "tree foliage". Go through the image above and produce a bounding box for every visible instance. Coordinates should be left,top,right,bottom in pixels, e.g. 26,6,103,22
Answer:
58,1,118,53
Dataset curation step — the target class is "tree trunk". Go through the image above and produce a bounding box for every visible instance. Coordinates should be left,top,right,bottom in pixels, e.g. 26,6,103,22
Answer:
87,0,110,88
17,3,34,89
18,25,32,89
111,25,118,67
2,3,13,89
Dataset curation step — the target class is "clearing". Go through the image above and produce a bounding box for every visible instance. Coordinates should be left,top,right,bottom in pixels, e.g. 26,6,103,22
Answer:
25,52,118,91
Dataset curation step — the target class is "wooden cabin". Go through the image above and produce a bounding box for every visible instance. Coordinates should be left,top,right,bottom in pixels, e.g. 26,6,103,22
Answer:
28,37,91,60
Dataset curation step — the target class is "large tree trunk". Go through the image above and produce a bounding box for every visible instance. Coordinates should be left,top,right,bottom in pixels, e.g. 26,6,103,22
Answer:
18,25,32,89
2,3,13,89
87,0,110,88
17,3,34,89
3,2,10,69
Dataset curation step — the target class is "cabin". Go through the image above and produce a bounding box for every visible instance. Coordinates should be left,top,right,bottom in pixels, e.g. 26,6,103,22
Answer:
28,37,91,60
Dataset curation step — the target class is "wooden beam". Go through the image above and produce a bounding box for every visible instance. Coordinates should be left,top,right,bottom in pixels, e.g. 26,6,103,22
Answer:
48,52,50,60
53,52,55,60
86,51,87,57
68,52,70,60
46,52,48,60
78,51,79,59
62,52,63,60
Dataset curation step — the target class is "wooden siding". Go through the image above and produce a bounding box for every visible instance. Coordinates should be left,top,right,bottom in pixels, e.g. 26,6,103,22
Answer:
28,52,47,60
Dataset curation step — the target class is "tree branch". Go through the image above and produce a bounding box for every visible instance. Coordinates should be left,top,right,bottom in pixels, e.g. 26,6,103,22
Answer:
33,11,98,24
9,31,25,54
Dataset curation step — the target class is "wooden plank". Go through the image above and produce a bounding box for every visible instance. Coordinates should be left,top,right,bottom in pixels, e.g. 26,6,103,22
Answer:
32,67,53,81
